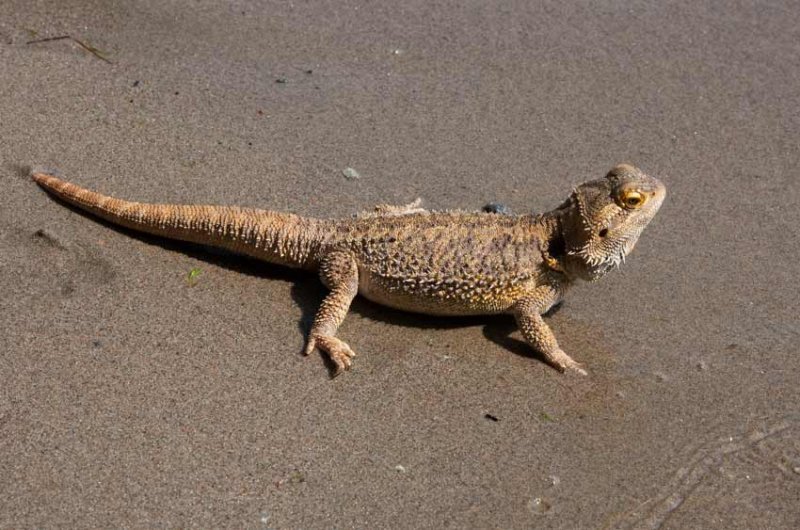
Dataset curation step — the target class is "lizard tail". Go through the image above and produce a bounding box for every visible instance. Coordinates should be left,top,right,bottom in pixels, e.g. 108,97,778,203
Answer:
32,172,325,270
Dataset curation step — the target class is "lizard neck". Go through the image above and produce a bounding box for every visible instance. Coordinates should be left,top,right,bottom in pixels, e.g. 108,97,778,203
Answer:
536,213,568,276
547,201,613,282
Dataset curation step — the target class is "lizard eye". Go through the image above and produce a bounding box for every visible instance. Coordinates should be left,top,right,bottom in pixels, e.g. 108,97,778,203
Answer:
618,189,645,209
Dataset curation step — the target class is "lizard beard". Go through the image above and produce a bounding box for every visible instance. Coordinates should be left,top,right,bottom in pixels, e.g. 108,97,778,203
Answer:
560,206,649,282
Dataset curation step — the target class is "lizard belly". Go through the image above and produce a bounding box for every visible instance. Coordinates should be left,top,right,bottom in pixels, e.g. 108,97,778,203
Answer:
357,270,520,316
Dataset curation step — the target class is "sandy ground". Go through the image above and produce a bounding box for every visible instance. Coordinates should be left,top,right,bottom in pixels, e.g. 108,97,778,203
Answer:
2,1,799,528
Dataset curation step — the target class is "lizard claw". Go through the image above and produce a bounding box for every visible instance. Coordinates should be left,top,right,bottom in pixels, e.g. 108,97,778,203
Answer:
304,335,357,375
302,337,317,356
546,348,588,376
559,357,588,376
568,362,588,376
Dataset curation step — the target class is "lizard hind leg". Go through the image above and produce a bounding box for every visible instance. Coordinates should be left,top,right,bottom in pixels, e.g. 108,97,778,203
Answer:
373,197,425,215
356,198,426,218
303,250,360,375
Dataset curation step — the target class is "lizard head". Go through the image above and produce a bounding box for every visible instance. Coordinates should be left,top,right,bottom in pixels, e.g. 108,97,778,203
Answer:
560,164,666,281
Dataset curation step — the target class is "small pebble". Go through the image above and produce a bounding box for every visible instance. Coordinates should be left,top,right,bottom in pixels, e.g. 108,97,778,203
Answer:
342,167,361,180
529,497,551,514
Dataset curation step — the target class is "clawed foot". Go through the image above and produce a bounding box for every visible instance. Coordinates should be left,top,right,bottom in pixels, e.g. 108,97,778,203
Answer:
372,198,426,216
547,349,588,376
354,199,427,219
562,358,588,376
304,335,357,376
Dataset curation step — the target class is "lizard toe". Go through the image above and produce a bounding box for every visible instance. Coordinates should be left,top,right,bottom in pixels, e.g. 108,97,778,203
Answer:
570,363,588,376
302,337,317,356
562,358,588,376
314,335,357,375
545,348,588,376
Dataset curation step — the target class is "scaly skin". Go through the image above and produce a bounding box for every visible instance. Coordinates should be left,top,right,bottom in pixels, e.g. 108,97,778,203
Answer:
33,164,665,376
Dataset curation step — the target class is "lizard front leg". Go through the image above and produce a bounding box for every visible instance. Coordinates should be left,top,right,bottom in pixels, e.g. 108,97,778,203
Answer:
304,250,360,375
513,287,587,376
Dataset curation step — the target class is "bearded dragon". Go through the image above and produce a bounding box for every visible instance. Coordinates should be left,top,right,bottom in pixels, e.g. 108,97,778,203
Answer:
32,164,665,376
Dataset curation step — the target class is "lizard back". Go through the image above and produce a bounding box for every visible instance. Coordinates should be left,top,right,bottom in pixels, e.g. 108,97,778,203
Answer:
329,212,552,315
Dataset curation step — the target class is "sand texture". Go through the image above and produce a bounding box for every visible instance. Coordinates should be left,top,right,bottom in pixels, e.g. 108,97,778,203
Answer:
2,1,799,528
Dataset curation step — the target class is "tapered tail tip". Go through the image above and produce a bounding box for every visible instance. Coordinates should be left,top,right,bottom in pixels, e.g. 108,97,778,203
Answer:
31,171,60,188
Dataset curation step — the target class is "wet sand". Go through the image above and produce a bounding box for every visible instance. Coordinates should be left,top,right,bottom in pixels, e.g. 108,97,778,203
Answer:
2,1,799,528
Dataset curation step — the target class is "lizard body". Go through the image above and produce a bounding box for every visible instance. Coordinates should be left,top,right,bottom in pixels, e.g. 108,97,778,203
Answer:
33,164,665,376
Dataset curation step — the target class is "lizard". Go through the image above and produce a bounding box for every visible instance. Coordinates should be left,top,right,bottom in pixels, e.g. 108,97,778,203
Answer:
32,164,665,376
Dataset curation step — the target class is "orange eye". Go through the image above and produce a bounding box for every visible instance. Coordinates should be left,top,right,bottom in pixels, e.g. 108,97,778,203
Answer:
619,189,645,209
